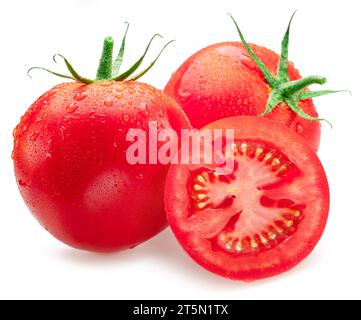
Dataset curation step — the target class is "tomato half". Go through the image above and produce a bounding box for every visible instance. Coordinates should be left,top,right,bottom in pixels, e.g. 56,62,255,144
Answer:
165,116,329,281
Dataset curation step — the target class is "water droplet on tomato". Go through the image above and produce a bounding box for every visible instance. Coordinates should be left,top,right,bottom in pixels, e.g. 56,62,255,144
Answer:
100,81,113,87
178,87,192,102
18,180,26,187
59,126,66,140
73,91,88,101
296,123,304,134
136,173,144,180
66,102,79,113
30,132,39,142
104,99,114,107
123,115,130,122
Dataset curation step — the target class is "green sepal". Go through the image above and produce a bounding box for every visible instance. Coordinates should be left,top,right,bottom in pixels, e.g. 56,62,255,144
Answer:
285,97,332,127
128,39,175,81
276,11,296,83
111,34,162,81
296,90,351,101
229,13,277,87
230,13,346,125
259,91,283,117
27,25,174,84
27,67,75,81
53,54,94,84
112,22,130,76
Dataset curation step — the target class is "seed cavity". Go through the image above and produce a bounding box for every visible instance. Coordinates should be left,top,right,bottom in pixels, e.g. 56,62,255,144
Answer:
272,158,281,166
284,220,294,228
196,175,206,184
259,235,268,245
193,184,204,191
255,147,264,157
235,242,242,252
264,152,273,162
251,239,258,249
292,209,301,217
268,232,276,240
189,140,304,255
197,194,206,200
241,143,248,154
197,202,208,210
225,241,233,250
277,165,288,175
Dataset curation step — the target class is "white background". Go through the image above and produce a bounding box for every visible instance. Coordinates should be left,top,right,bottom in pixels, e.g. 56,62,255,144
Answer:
0,0,360,300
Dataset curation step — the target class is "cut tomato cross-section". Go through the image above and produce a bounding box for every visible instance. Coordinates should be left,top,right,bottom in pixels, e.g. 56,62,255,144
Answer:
165,116,329,281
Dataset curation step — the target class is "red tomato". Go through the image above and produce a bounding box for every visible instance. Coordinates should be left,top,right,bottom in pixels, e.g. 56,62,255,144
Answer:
165,116,329,281
165,42,322,151
13,81,190,252
165,15,339,152
13,29,191,252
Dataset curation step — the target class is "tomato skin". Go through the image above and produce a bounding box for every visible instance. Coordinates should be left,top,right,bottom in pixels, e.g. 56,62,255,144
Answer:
165,116,329,281
13,81,190,252
165,42,321,152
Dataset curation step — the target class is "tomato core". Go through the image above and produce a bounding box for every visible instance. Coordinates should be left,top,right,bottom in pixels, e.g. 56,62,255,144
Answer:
189,140,304,256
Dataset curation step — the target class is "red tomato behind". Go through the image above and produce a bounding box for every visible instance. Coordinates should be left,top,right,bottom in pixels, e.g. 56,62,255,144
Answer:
165,42,321,151
165,116,329,281
13,81,190,252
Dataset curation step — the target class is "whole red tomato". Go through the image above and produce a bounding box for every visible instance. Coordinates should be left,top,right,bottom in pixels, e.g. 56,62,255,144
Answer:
13,30,190,252
165,14,339,152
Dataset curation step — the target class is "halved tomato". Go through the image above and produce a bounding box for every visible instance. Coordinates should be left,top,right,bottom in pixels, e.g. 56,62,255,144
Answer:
165,116,329,281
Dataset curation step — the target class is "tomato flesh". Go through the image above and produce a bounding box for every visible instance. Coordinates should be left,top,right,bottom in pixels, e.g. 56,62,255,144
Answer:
165,116,329,281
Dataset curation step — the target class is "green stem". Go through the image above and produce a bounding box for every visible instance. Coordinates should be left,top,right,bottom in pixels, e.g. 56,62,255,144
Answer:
280,75,327,96
96,37,114,80
29,25,177,84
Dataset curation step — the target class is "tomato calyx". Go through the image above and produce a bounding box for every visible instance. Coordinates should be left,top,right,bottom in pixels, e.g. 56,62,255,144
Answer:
27,22,174,84
229,12,348,126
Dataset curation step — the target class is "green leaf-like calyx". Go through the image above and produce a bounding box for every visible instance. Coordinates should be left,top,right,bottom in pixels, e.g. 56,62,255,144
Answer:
27,22,174,84
229,12,349,126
